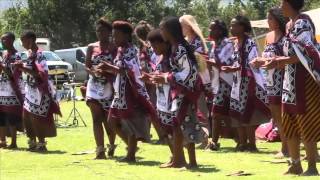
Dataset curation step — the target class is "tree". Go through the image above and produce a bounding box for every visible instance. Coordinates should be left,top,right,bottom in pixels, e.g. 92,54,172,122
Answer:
1,0,319,50
184,0,221,36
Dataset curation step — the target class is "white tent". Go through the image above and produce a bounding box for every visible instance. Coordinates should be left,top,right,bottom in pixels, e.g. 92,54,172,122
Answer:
251,8,320,53
251,8,320,37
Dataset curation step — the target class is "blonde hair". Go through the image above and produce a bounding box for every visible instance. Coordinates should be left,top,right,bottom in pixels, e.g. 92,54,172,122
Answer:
179,15,208,53
180,15,208,73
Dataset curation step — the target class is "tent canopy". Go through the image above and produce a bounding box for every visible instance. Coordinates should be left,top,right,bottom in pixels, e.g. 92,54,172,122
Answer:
251,8,320,35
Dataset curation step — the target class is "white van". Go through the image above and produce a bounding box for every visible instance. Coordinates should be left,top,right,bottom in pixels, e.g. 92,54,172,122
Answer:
14,38,51,52
54,47,88,82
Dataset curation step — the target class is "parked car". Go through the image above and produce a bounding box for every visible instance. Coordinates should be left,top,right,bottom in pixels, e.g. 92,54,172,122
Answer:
54,47,88,82
14,38,51,52
20,51,73,86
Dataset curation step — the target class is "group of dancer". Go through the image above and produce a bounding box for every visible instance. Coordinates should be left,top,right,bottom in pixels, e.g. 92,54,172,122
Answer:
0,0,320,176
0,31,61,151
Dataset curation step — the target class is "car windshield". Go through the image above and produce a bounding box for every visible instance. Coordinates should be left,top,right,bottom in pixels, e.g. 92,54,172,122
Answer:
43,52,62,61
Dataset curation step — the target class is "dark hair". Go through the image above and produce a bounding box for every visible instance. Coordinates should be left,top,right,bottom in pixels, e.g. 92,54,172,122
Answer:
21,30,36,41
268,7,288,34
160,16,197,66
211,19,229,38
3,32,15,41
147,29,164,43
234,15,252,33
135,21,153,40
112,21,134,35
96,18,112,32
285,0,304,11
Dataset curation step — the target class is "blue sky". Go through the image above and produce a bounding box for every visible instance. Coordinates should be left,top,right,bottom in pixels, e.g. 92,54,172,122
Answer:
0,0,27,11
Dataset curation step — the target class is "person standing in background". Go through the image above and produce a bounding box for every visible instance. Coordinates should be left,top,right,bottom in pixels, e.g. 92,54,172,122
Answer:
15,30,61,152
206,19,235,151
0,32,24,149
222,15,270,152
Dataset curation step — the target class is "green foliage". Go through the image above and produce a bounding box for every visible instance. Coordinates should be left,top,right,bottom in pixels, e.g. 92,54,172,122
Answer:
0,0,319,49
305,0,320,9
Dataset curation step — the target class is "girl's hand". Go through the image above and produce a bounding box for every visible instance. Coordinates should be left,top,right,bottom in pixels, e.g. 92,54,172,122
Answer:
250,57,266,68
206,59,218,67
13,61,24,69
151,73,168,84
86,67,96,76
220,66,239,73
261,58,278,70
139,72,152,83
96,62,109,71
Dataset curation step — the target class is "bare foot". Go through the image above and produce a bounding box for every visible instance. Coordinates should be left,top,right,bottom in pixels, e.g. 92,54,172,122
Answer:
197,142,207,149
301,168,319,176
187,163,198,169
284,162,303,175
119,156,136,163
107,144,117,157
7,144,18,149
160,157,173,168
95,152,107,160
161,160,187,168
0,143,7,148
171,160,187,168
160,161,174,168
274,151,289,159
208,142,220,151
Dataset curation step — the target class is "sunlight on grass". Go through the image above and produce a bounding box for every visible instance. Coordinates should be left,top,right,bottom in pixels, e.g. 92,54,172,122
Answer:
0,101,318,180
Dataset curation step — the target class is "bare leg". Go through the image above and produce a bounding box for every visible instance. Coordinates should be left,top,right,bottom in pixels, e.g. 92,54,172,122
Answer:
212,114,222,144
123,135,137,162
8,126,17,148
88,102,107,159
0,127,6,148
270,104,288,157
236,127,247,151
187,143,197,168
246,126,258,152
102,119,116,145
171,126,187,168
160,136,175,168
37,136,47,152
285,137,303,175
23,112,37,151
302,141,319,176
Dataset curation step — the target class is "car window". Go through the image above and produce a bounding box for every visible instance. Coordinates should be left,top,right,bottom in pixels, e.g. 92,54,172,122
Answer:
43,52,62,61
20,52,28,61
76,49,85,63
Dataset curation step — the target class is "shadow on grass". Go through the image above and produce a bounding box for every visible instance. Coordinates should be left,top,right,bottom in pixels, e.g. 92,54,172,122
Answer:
3,147,67,154
208,147,275,155
149,139,167,146
114,156,162,166
37,150,67,154
189,165,220,173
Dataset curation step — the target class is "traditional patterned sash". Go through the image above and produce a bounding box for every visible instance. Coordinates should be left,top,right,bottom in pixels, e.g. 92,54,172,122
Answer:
2,52,24,105
288,14,320,85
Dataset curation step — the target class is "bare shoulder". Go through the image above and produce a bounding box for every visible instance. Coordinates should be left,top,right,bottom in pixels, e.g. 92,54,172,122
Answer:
266,31,276,44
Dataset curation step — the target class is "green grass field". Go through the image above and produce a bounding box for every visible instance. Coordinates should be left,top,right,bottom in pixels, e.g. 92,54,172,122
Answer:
0,101,319,180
